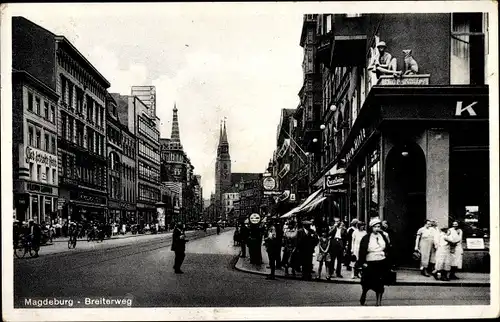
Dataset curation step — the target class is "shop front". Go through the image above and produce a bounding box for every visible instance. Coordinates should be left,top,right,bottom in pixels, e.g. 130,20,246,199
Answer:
59,188,108,223
14,181,58,224
137,203,156,226
337,85,490,271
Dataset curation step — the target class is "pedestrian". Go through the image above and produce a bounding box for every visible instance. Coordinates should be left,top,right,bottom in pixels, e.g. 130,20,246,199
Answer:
328,219,347,279
283,220,298,277
315,231,331,280
449,221,464,280
171,222,188,274
264,218,279,280
351,221,367,279
414,219,435,276
431,227,453,281
28,219,42,257
358,217,391,306
274,218,284,270
216,223,221,235
344,219,359,271
297,220,318,280
239,222,249,258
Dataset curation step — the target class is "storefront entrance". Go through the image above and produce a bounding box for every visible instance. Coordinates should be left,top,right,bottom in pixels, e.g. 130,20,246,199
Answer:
384,141,426,265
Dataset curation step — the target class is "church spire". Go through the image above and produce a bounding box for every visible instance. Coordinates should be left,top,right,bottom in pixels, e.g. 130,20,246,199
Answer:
171,102,182,146
221,118,228,143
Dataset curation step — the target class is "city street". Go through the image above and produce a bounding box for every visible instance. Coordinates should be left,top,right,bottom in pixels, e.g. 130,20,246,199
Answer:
14,229,489,307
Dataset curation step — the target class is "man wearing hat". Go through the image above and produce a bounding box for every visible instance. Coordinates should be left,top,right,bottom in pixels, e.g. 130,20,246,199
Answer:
264,217,279,280
328,218,348,278
172,221,188,274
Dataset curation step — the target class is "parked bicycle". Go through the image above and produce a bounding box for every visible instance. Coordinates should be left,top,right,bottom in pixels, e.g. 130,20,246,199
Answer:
14,235,36,259
87,226,104,242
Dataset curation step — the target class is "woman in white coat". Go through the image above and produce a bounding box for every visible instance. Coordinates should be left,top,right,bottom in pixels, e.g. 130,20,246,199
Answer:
351,221,367,279
432,227,453,281
449,221,464,280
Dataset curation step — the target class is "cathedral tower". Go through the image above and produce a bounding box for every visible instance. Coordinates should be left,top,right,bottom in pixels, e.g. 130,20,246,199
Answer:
215,119,231,217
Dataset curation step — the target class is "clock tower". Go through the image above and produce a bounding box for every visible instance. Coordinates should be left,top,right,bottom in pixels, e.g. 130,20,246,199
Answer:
215,119,231,217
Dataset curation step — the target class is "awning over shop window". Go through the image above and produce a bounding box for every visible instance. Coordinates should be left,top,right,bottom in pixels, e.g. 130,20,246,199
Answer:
280,188,323,219
299,196,327,214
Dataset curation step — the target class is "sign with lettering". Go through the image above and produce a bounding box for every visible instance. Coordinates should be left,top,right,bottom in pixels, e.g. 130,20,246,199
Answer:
345,128,367,164
27,183,55,195
325,173,345,188
455,101,478,117
263,177,276,190
25,146,57,168
76,193,106,205
466,238,485,250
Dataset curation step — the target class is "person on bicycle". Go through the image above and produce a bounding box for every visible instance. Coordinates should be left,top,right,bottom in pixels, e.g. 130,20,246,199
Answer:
28,219,41,257
69,222,78,243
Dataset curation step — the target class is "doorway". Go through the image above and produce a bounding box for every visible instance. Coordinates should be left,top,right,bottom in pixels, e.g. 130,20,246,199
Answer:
384,142,426,266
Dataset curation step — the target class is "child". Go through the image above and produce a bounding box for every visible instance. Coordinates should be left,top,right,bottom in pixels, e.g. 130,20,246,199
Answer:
316,231,331,280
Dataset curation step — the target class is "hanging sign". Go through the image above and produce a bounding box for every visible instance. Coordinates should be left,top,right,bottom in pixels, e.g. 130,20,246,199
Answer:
249,213,261,224
262,177,276,190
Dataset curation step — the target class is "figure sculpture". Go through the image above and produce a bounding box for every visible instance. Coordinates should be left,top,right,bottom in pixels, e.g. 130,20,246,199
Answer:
367,40,402,79
403,49,419,75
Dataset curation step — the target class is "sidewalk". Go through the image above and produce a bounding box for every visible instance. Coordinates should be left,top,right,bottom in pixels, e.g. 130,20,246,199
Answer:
234,244,490,287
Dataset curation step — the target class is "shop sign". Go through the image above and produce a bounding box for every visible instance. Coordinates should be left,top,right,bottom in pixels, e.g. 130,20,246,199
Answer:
25,146,57,168
466,238,485,250
263,190,282,196
249,213,261,224
455,101,478,117
325,188,347,195
325,173,345,188
77,193,106,205
27,183,54,194
57,198,66,210
262,177,276,190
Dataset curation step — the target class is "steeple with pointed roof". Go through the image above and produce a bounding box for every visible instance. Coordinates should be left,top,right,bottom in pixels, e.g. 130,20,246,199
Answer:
215,117,231,217
171,102,182,149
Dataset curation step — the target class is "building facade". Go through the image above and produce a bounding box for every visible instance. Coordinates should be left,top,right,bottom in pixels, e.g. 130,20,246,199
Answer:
131,86,156,119
297,13,490,271
13,17,111,224
12,70,60,224
222,192,240,223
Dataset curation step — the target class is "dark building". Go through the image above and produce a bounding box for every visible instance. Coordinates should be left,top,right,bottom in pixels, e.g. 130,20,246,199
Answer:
301,13,490,271
12,70,60,224
233,173,263,222
13,17,111,223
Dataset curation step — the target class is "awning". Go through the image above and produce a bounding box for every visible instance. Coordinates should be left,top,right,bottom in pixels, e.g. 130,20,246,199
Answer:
280,188,323,219
299,196,327,213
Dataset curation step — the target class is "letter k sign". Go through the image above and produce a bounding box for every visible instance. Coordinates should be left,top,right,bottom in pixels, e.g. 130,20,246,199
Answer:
455,101,478,116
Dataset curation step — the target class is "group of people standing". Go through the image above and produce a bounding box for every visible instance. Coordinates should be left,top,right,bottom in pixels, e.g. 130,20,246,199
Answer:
415,219,463,281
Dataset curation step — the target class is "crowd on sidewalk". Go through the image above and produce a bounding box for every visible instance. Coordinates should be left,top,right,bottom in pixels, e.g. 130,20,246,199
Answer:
233,216,465,283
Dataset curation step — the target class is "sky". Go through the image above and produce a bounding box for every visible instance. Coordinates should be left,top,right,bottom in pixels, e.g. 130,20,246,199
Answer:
8,3,304,199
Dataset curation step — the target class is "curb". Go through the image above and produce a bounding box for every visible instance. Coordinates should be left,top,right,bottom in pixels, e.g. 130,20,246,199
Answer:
233,257,490,287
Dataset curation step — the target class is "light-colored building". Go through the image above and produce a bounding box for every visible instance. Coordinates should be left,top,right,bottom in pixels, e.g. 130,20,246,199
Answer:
222,192,240,222
131,86,156,119
13,70,60,224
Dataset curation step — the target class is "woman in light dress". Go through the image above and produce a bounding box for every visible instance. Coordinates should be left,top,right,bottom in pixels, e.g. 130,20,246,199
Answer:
415,220,436,276
432,226,457,281
351,221,367,279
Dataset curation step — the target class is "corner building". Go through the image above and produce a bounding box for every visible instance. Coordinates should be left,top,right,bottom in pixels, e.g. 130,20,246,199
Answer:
13,17,110,223
307,13,490,271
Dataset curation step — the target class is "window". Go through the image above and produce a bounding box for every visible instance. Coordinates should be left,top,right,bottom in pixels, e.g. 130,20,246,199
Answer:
44,102,49,119
35,97,41,115
60,75,66,104
44,133,50,151
28,126,34,147
52,169,56,184
346,13,362,18
35,129,41,149
68,118,74,142
46,166,50,182
28,92,34,111
50,105,55,123
51,137,56,154
326,15,332,33
68,83,74,109
37,165,41,181
451,13,486,85
29,162,34,180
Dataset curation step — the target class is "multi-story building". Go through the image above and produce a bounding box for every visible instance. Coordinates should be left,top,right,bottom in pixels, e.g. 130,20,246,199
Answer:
13,17,111,223
235,173,263,221
12,70,60,224
131,86,156,119
113,93,160,224
302,13,490,271
222,192,240,223
106,93,137,224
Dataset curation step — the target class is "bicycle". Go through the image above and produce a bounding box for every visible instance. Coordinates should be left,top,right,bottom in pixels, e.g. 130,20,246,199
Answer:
14,235,36,259
87,227,104,242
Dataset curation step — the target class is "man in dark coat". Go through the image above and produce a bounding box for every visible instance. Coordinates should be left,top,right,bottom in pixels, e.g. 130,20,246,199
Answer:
29,219,42,257
297,220,318,280
171,222,188,274
239,222,249,258
328,219,348,278
264,218,279,280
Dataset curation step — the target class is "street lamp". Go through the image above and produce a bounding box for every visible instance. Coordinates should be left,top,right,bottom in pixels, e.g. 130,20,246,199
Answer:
330,104,337,112
312,138,318,143
320,124,326,130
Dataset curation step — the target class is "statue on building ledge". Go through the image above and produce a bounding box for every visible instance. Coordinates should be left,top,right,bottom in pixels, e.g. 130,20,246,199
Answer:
368,40,403,79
